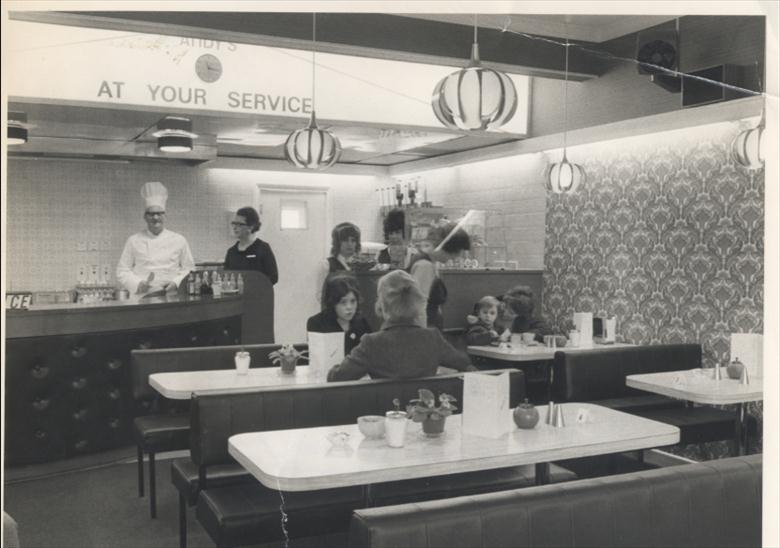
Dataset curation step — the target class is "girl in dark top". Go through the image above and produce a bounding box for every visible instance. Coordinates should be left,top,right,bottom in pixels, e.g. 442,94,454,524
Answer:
377,208,416,269
501,285,553,342
307,272,372,355
316,222,361,298
223,206,279,285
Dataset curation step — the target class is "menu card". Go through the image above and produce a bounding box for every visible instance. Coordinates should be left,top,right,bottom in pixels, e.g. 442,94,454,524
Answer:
462,372,512,439
573,312,593,345
307,332,344,379
730,333,763,379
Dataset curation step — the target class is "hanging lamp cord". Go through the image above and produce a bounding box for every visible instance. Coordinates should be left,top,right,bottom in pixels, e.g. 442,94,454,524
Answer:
563,38,569,156
312,13,317,111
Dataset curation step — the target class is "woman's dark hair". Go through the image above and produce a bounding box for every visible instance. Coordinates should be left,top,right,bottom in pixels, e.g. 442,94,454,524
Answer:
329,222,362,257
428,222,471,254
236,206,261,233
383,209,406,240
321,272,361,313
503,285,535,316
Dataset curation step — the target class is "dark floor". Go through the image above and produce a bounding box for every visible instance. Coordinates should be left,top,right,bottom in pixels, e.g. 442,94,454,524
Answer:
1,447,692,548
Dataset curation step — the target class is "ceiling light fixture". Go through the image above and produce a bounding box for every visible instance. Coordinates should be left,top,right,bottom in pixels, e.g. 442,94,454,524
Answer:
153,116,197,153
284,13,341,169
731,68,765,171
8,112,29,145
431,14,517,131
546,38,585,194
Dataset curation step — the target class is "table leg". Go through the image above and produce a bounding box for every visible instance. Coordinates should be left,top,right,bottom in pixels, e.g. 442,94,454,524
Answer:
535,463,550,486
362,484,375,507
734,402,747,456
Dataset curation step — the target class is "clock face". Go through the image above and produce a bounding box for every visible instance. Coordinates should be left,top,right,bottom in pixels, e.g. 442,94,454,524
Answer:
195,54,222,83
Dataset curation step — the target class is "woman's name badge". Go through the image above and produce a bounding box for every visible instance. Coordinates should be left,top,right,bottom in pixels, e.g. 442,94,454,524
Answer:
350,333,356,340
246,254,257,258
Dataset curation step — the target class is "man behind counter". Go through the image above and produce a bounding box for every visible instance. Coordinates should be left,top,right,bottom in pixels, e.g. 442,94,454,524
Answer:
116,182,195,295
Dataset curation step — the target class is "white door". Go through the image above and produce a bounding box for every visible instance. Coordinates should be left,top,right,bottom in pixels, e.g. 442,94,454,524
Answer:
257,187,328,343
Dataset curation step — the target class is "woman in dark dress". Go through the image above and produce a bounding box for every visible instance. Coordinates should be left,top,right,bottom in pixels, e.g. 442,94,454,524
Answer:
307,272,372,355
223,206,279,285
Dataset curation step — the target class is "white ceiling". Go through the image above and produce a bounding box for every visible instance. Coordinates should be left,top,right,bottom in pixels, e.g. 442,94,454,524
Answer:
402,14,678,43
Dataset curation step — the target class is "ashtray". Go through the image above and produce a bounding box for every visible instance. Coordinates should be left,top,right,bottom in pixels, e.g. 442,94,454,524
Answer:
326,431,351,448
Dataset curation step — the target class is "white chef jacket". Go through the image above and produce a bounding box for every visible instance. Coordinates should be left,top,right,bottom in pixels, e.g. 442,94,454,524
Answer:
116,228,195,294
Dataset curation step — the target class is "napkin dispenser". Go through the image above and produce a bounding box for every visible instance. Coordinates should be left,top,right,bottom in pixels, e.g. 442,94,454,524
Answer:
593,316,616,343
573,312,593,345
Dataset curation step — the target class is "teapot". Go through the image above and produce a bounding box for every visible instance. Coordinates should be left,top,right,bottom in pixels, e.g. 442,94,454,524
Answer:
513,399,540,429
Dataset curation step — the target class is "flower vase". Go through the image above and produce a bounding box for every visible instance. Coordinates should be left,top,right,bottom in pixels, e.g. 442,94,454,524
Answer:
421,416,446,437
280,357,298,375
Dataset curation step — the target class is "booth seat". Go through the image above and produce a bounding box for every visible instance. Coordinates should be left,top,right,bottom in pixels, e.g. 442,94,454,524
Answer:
550,343,738,446
130,342,307,519
348,454,762,548
183,371,576,548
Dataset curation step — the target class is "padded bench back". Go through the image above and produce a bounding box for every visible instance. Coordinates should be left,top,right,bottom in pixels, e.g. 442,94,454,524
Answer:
130,343,308,400
551,343,702,402
191,370,526,467
349,454,762,548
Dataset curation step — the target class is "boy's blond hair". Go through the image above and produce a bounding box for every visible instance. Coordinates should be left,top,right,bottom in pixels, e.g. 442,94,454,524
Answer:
376,270,426,324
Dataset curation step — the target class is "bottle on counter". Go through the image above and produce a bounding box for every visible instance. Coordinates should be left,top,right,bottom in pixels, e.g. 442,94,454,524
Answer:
236,274,244,294
200,271,213,296
212,272,223,297
187,273,196,296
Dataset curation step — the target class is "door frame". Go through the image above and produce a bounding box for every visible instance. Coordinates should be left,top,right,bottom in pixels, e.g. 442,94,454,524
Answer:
253,183,333,255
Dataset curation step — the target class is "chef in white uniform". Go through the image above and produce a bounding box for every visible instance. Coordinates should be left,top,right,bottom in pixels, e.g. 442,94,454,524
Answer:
116,182,195,295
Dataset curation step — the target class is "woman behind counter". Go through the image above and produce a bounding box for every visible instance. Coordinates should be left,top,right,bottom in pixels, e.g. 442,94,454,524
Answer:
224,206,279,285
307,273,372,355
408,221,471,330
327,270,475,381
316,221,361,298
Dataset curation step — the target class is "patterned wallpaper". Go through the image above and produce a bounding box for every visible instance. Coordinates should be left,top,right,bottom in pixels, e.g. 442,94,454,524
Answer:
541,121,765,455
542,121,764,369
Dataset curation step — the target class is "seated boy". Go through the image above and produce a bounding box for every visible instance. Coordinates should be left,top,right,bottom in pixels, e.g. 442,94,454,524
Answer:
502,285,553,342
465,296,510,346
327,270,477,381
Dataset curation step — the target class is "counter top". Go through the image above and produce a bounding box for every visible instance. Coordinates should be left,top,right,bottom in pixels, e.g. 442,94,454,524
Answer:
6,294,244,339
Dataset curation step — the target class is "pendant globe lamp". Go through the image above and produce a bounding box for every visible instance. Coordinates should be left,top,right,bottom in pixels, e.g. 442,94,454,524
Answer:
731,105,765,171
546,39,585,194
285,13,341,170
432,15,517,131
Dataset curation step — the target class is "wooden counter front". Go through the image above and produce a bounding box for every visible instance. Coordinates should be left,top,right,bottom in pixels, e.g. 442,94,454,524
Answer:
4,271,274,465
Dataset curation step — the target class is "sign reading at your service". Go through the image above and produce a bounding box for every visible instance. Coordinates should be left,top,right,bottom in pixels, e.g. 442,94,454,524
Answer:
6,293,33,310
6,19,529,135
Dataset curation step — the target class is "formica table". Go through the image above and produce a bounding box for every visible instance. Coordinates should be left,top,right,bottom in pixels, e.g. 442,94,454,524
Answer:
228,402,679,503
150,365,456,399
150,366,325,399
626,368,763,456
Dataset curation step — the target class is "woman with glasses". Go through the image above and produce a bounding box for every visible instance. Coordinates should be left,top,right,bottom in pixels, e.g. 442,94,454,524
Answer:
223,206,279,285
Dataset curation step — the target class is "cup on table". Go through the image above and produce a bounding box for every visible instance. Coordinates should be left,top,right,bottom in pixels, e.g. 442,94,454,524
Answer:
568,331,580,347
234,351,250,376
543,335,555,348
510,333,523,346
357,415,385,439
521,332,536,345
385,411,407,448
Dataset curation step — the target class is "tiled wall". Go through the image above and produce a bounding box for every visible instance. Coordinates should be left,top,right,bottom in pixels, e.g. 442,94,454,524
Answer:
542,121,764,370
6,158,382,292
399,153,549,269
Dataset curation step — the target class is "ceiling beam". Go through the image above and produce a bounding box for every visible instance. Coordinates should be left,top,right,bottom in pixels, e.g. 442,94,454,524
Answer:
11,11,602,80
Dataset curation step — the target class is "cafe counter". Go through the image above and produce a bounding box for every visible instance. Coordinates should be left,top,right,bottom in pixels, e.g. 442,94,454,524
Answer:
4,271,274,465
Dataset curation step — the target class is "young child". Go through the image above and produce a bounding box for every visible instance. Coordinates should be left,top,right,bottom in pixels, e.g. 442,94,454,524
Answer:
465,296,510,346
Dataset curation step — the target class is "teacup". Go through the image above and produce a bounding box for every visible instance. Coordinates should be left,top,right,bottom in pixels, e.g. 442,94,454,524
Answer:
521,332,536,344
357,415,385,439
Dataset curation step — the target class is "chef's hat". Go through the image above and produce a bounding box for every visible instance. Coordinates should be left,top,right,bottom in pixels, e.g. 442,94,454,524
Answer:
140,182,168,210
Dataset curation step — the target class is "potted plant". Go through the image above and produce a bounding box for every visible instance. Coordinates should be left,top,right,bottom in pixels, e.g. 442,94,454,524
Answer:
406,389,457,437
268,344,309,375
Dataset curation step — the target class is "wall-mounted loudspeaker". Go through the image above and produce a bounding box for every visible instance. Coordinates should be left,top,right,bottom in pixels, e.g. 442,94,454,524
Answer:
636,29,679,75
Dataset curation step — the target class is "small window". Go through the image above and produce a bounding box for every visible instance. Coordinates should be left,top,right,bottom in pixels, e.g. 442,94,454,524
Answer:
280,200,308,230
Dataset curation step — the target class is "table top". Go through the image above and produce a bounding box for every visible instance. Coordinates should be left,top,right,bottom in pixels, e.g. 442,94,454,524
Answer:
626,368,764,405
228,402,679,491
150,365,461,399
467,342,635,362
150,366,324,399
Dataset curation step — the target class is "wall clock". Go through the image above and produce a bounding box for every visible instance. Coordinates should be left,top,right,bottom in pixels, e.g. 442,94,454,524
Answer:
195,53,222,83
